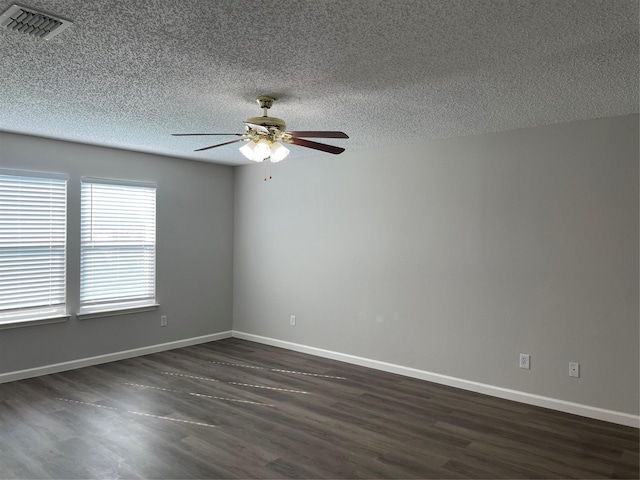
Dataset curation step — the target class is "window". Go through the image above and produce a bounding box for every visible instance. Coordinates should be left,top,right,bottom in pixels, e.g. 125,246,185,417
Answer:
0,170,67,326
79,178,156,317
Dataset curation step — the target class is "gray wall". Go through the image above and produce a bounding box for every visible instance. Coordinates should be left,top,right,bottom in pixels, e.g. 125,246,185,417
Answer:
233,115,639,415
0,132,234,373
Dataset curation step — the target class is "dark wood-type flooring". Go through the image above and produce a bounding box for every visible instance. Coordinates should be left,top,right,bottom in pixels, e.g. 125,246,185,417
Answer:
0,338,638,479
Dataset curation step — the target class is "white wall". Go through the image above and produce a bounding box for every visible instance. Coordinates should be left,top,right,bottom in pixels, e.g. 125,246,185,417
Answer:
0,132,234,374
233,115,639,416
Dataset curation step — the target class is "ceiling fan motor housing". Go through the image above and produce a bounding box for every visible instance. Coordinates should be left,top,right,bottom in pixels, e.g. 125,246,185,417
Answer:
246,96,286,133
244,116,286,131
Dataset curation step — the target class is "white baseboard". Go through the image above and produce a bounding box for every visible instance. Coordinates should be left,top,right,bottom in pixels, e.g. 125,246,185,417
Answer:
2,329,637,428
232,331,640,428
0,330,233,384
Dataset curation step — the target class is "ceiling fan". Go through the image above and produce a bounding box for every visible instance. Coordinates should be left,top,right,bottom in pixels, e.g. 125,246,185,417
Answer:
172,96,349,163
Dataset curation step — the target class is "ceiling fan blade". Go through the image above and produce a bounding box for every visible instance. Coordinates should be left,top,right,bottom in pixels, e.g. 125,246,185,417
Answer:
244,122,270,134
287,131,349,139
172,133,244,136
194,138,245,152
289,137,345,155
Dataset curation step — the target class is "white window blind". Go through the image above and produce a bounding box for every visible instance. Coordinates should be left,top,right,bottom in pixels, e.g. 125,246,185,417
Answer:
0,171,67,323
80,179,156,313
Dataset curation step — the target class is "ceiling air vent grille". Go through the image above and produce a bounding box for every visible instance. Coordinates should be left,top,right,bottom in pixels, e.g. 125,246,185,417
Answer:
0,4,72,40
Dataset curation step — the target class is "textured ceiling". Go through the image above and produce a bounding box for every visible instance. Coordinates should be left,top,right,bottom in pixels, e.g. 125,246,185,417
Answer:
0,0,637,165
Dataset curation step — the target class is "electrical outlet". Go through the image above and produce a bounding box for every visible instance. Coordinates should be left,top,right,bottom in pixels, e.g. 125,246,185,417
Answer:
160,315,167,327
569,362,580,378
290,315,296,326
519,353,530,369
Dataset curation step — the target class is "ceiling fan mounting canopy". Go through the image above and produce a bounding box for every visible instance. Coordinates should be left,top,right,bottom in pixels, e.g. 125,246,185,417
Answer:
172,95,348,160
256,96,275,110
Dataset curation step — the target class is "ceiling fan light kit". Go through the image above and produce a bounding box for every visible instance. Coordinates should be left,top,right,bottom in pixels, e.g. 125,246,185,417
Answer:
239,137,289,163
173,96,348,163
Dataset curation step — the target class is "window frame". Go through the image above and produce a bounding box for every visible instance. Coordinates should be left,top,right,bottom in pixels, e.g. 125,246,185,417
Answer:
77,177,158,320
0,169,70,329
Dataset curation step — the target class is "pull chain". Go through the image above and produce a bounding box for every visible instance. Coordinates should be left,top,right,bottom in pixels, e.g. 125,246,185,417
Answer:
263,159,273,181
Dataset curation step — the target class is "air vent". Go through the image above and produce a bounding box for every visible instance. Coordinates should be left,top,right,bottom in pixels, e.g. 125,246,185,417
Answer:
0,4,72,40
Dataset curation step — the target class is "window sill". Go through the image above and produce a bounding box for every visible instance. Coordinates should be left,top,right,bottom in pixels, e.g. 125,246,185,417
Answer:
0,314,70,330
77,303,159,320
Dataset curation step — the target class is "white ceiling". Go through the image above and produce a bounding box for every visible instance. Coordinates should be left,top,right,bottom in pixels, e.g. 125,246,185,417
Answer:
0,0,637,165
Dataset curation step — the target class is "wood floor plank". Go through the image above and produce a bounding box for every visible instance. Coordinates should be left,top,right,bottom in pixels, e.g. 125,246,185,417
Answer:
0,337,637,479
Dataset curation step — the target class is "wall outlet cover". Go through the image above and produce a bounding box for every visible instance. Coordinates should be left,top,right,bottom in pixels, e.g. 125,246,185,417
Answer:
569,362,580,378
